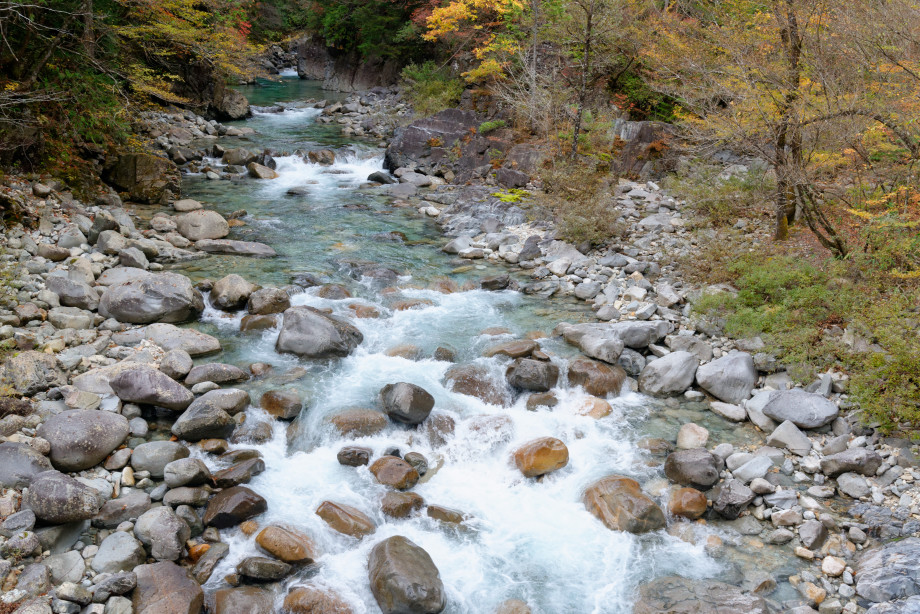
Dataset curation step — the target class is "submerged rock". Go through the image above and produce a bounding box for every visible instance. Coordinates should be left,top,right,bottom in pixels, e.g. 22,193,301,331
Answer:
633,576,768,614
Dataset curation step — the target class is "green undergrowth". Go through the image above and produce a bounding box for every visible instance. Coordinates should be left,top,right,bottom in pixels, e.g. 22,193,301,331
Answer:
401,62,464,117
663,162,775,227
690,249,920,434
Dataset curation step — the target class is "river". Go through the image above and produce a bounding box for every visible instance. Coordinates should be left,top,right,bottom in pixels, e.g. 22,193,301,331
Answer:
163,74,797,613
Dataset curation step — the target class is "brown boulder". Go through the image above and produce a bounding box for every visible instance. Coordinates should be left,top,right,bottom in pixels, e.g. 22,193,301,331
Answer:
583,475,666,534
283,586,353,614
202,486,267,528
483,339,538,359
214,587,273,614
381,492,425,518
370,456,420,490
512,437,569,478
329,409,387,437
496,600,532,614
578,397,612,419
337,446,371,467
668,487,708,520
132,561,203,614
240,314,279,331
444,364,511,407
567,358,626,396
316,501,375,538
256,525,317,564
368,536,445,614
260,389,303,420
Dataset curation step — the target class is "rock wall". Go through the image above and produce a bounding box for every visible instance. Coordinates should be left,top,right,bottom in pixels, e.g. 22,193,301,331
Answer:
295,38,402,92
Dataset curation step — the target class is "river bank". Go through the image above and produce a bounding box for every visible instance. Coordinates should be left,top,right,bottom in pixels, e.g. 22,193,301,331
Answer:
0,74,918,614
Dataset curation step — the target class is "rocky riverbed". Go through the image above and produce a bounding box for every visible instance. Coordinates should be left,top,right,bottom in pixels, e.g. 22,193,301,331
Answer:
0,75,918,614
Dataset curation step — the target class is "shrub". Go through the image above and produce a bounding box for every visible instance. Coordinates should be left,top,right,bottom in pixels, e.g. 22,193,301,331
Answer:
401,62,465,117
537,158,622,248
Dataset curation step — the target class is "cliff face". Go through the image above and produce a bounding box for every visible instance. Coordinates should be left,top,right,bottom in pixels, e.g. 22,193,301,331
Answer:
295,38,402,92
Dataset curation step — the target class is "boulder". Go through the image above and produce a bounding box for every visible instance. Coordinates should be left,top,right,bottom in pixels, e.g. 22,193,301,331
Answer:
46,274,100,310
185,363,247,386
109,364,194,411
283,587,354,614
203,486,267,528
495,600,532,614
247,287,291,315
369,456,420,490
856,537,920,604
247,162,278,179
0,441,53,488
44,550,85,584
761,389,839,429
638,351,699,396
103,152,179,204
214,587,273,614
664,449,722,490
94,491,152,528
212,458,265,488
132,562,203,614
315,501,375,538
582,475,666,534
222,148,256,166
633,576,768,614
444,364,511,406
379,382,435,425
131,441,190,478
694,351,757,404
142,323,221,356
37,410,129,472
99,272,204,324
368,535,446,614
821,448,884,477
25,471,101,524
338,446,372,467
255,525,317,564
381,492,425,519
276,306,363,358
558,320,670,358
260,389,302,420
512,437,569,478
0,350,65,395
92,531,146,574
329,409,388,437
176,210,229,241
505,358,559,392
567,358,626,396
668,487,708,520
194,239,278,257
712,479,755,519
160,349,194,380
134,506,190,561
766,420,812,456
210,274,259,311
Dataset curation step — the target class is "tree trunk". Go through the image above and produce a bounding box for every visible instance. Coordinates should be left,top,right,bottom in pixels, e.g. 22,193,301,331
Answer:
571,1,594,159
82,0,94,59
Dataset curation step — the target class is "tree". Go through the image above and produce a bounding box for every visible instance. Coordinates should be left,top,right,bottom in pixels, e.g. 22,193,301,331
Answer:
646,0,920,257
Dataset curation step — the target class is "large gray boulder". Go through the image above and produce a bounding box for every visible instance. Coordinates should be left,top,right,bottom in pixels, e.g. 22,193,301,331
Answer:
506,358,559,392
93,491,152,528
134,506,191,561
109,365,194,411
633,576,768,614
368,536,446,614
185,363,247,386
857,538,920,604
0,350,66,395
194,239,277,257
694,351,757,404
177,210,229,241
275,306,363,358
131,441,190,478
142,323,220,356
25,471,102,524
557,321,670,363
638,351,699,395
171,395,236,441
0,442,53,488
761,388,839,429
46,274,100,311
821,448,884,477
99,272,204,324
37,410,129,472
102,152,179,204
92,531,146,574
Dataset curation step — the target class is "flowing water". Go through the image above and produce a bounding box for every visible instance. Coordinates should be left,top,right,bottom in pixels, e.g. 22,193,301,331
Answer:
169,75,800,613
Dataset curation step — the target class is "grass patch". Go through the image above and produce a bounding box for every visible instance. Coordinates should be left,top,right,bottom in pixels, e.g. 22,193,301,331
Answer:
479,120,506,134
537,158,623,248
401,61,465,117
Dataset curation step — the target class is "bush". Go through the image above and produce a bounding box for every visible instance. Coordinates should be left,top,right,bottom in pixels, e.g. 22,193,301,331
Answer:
401,62,465,117
537,158,622,248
